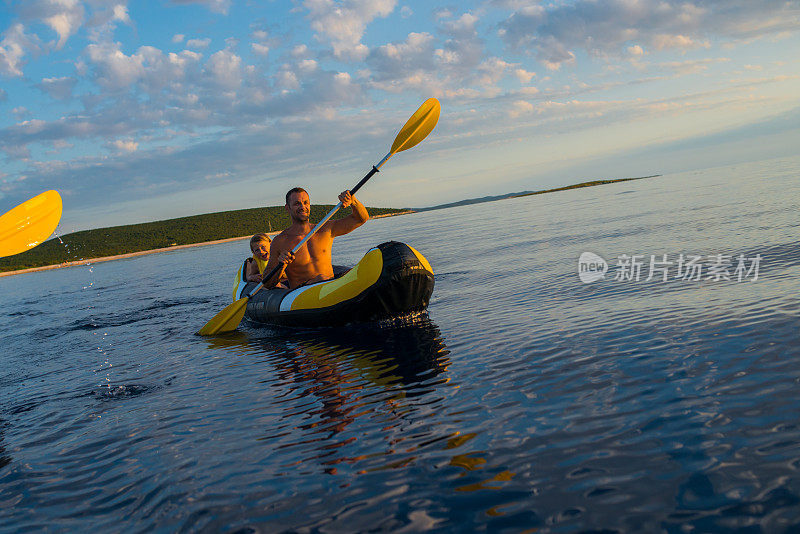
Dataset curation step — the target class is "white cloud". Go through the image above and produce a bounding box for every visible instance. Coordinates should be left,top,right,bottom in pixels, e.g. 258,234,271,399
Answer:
37,76,78,100
514,68,535,83
443,12,478,35
85,42,207,93
112,4,130,23
172,34,185,43
368,32,436,78
659,57,731,75
291,44,309,58
275,68,300,92
627,45,645,57
652,34,709,50
367,16,521,98
251,43,270,56
171,0,231,15
0,24,42,77
433,8,451,20
499,0,800,69
303,0,396,60
298,59,318,72
17,0,85,49
0,26,26,77
111,139,138,152
187,38,211,49
86,2,131,27
206,49,242,89
508,99,533,118
86,41,146,89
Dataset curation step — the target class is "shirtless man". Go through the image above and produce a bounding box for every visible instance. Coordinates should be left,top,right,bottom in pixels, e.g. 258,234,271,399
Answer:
263,187,369,289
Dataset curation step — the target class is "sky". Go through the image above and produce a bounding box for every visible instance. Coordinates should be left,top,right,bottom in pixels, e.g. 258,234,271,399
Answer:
1,0,799,232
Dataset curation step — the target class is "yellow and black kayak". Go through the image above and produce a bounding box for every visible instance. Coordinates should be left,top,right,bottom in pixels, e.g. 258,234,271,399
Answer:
232,241,434,327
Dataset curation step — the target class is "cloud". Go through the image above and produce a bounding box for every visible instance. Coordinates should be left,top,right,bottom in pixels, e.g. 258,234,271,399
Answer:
652,34,709,50
85,42,208,92
0,99,377,213
514,68,535,83
366,12,526,98
251,43,270,56
170,0,231,15
499,0,800,69
627,45,644,57
86,2,131,28
508,99,533,118
303,0,396,60
86,41,146,89
0,24,43,77
658,57,731,75
187,38,211,49
3,0,795,229
1,28,368,176
16,0,85,49
36,76,78,100
206,49,243,89
367,32,437,82
110,139,138,152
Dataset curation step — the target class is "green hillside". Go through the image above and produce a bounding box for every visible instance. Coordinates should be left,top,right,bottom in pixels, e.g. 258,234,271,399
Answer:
0,205,406,273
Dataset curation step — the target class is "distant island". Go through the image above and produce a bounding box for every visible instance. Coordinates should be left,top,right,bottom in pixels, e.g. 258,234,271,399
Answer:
414,175,660,212
0,205,407,274
0,174,659,275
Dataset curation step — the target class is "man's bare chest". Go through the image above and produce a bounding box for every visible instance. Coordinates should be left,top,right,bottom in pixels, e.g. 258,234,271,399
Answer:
284,231,331,260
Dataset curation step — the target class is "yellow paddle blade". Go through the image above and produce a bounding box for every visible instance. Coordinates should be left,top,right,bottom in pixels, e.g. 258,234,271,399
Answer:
0,190,63,258
390,98,441,155
197,297,249,336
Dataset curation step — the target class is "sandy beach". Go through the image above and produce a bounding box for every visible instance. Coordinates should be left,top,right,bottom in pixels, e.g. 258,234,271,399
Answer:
0,211,413,278
0,234,264,278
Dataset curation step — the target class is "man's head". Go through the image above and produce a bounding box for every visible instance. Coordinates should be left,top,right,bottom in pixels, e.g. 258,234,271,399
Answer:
285,187,310,223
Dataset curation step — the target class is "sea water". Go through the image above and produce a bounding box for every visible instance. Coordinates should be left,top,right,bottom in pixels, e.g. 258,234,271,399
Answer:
1,156,799,532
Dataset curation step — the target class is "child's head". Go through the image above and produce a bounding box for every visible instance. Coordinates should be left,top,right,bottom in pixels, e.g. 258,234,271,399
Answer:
250,233,271,260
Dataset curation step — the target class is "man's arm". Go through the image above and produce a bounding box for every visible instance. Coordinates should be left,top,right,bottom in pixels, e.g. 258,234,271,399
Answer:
329,190,369,237
263,237,293,288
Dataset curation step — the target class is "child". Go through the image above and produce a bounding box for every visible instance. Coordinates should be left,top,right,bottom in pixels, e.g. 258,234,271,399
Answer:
245,233,271,283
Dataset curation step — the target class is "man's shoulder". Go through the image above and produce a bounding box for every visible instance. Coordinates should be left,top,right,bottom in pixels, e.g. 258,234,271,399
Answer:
273,225,312,244
273,227,300,241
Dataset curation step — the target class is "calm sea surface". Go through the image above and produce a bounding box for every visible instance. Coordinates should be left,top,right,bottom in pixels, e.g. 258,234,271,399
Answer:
1,157,799,532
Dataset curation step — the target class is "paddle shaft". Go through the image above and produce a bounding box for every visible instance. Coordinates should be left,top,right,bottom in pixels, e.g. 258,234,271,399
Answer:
245,152,393,299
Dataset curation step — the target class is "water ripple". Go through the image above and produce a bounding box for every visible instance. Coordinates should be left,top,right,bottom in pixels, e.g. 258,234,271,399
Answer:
2,159,800,531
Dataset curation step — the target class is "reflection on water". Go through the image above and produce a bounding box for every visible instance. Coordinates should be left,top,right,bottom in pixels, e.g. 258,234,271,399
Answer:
206,315,450,388
0,425,10,471
203,317,454,477
2,157,800,531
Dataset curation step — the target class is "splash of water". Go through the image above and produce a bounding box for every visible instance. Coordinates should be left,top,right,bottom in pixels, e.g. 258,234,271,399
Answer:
56,231,109,390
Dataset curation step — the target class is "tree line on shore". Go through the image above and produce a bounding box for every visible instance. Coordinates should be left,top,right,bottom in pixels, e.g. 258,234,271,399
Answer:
0,205,405,273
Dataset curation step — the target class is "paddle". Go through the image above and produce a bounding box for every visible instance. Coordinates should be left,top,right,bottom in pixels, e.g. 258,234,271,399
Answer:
197,98,441,336
0,190,63,258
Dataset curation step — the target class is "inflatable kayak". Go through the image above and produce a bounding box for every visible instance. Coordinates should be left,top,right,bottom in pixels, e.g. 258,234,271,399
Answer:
232,241,434,328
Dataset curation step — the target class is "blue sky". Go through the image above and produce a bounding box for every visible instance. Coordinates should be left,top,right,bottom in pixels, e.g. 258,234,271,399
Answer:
1,0,799,232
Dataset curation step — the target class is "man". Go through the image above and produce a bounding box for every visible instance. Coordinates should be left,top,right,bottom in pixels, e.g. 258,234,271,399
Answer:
263,187,369,289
